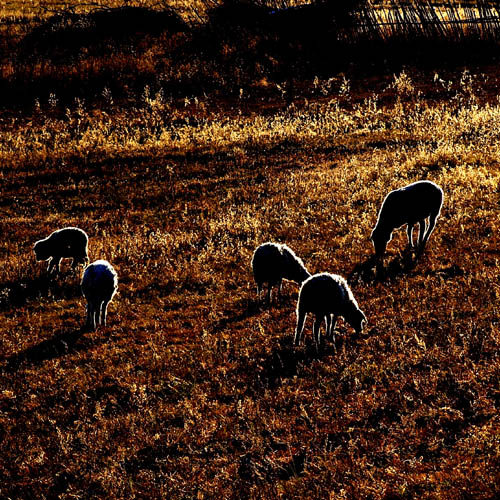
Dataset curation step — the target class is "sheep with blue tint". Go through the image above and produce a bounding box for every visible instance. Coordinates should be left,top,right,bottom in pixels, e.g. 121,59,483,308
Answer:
81,260,118,330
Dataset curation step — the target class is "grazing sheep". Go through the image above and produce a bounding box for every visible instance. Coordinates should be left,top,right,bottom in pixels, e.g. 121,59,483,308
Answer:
295,273,366,350
251,242,311,304
81,260,118,330
371,180,443,260
34,227,89,273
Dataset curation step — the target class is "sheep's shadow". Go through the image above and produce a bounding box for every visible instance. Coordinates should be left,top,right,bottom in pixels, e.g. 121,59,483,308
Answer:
2,326,102,373
424,264,465,280
349,252,418,285
348,256,378,284
253,339,307,391
215,297,264,331
0,270,82,311
254,331,367,391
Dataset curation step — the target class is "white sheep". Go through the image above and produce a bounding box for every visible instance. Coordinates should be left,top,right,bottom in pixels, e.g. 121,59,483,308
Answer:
251,242,311,304
371,180,443,260
81,260,118,330
295,272,366,350
33,227,89,273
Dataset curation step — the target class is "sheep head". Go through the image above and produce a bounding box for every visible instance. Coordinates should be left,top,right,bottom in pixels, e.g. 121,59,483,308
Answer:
370,225,392,258
345,307,367,335
33,239,51,261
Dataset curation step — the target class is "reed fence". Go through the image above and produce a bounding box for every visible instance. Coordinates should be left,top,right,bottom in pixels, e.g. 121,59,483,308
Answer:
356,1,500,43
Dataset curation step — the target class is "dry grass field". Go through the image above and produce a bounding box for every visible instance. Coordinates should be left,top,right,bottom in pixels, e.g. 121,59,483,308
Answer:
1,1,500,499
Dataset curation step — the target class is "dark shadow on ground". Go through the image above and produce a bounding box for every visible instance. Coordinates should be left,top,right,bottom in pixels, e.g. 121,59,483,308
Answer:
349,252,419,285
0,269,81,311
214,288,300,332
424,264,465,280
254,327,373,391
214,297,264,331
2,326,103,373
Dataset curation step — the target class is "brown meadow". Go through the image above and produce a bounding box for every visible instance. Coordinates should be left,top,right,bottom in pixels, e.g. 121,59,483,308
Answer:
1,1,500,499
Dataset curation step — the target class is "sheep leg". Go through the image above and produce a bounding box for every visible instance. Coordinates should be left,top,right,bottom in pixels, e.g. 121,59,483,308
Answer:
329,315,338,350
277,279,283,301
325,314,332,340
265,283,272,305
419,212,438,254
100,301,108,326
313,315,323,352
294,311,306,346
406,224,413,249
91,302,99,330
417,219,427,248
47,257,56,273
50,256,62,273
86,303,96,330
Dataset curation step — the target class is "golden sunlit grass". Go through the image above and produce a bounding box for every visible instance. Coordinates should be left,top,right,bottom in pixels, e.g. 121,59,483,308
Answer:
1,67,499,498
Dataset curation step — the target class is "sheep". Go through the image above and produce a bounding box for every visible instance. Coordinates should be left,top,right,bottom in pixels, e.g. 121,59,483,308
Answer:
371,180,443,261
251,242,311,304
294,272,366,351
33,227,89,273
81,260,118,330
